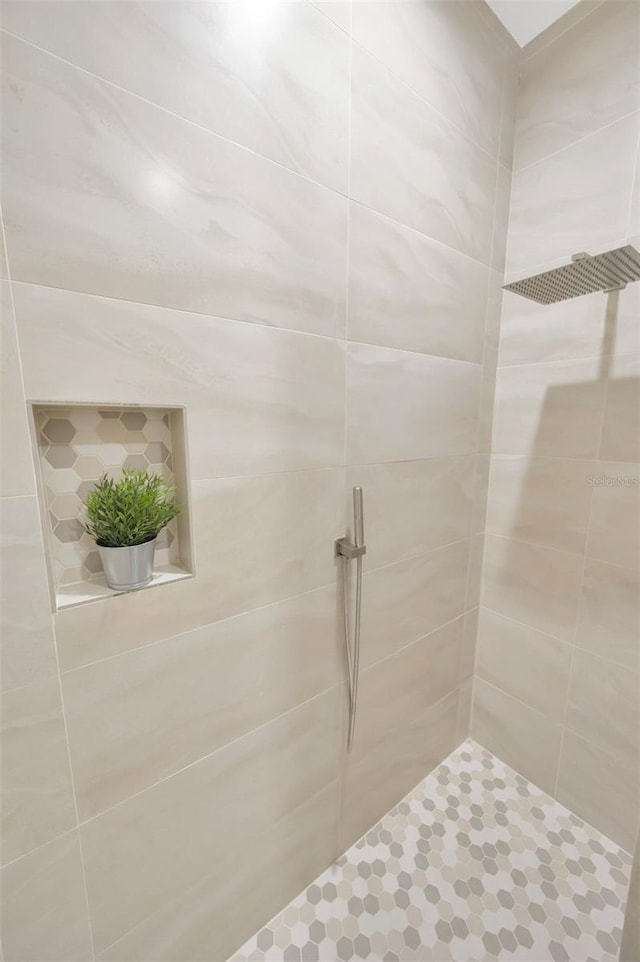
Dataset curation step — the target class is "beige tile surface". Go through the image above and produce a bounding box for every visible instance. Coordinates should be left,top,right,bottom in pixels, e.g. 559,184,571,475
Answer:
346,343,481,465
471,454,491,536
515,1,640,170
340,691,458,852
486,455,596,554
1,0,350,192
62,585,340,820
492,357,608,458
1,832,93,962
482,535,584,642
588,461,640,569
460,608,479,683
1,496,57,692
599,353,640,463
576,559,640,670
0,282,36,497
2,34,348,337
472,679,563,797
498,285,640,366
350,45,497,265
350,0,505,158
566,648,639,766
309,2,350,34
557,731,639,852
507,113,639,277
346,457,474,571
13,282,346,479
620,835,640,961
97,783,339,962
466,534,485,611
352,618,463,763
1,678,76,865
499,53,519,170
56,467,343,670
456,677,473,745
81,689,340,954
476,607,572,721
491,164,512,274
359,541,470,669
347,203,488,362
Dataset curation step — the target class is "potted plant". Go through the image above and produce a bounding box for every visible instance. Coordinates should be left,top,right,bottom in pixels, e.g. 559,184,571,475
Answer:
83,469,180,591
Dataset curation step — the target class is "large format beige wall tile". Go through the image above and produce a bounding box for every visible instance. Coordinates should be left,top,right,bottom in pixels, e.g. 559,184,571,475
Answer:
359,540,470,669
0,283,36,497
476,607,572,721
1,0,350,193
482,535,584,642
1,832,93,962
340,691,458,851
56,467,343,670
351,0,505,157
588,462,640,569
508,113,639,277
486,455,595,554
346,457,474,571
515,1,640,169
492,357,608,458
498,285,640,366
347,204,488,362
491,164,512,274
576,559,640,670
81,690,339,954
1,496,57,692
566,648,639,766
98,783,339,962
352,618,463,763
346,343,480,465
472,679,562,796
557,731,639,851
599,353,640,463
620,835,640,961
1,678,76,864
350,46,496,265
2,35,347,337
13,282,346,479
62,585,340,820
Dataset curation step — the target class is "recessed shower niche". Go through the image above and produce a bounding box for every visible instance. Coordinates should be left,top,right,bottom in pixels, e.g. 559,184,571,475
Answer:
31,403,194,609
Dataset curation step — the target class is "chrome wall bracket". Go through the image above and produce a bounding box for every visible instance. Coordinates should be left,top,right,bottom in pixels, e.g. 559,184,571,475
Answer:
335,537,366,561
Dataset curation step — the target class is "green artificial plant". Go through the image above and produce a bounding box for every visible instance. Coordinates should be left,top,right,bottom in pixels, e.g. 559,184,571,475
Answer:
83,469,180,548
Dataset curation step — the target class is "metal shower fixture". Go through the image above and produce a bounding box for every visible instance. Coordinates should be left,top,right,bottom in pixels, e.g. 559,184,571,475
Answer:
503,244,640,305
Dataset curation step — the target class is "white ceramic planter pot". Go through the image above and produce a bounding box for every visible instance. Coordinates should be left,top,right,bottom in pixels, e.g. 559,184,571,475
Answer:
98,537,157,591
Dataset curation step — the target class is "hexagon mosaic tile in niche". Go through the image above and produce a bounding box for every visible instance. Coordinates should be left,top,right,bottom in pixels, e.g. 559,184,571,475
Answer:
231,740,632,962
35,406,180,587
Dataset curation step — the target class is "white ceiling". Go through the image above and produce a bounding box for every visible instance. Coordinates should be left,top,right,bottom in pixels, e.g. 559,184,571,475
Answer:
486,0,582,47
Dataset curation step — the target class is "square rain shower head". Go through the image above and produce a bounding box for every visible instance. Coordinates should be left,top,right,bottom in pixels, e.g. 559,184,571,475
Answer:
503,245,640,305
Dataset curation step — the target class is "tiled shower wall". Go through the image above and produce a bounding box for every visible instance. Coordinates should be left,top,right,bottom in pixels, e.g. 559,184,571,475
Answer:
473,0,640,863
0,3,516,959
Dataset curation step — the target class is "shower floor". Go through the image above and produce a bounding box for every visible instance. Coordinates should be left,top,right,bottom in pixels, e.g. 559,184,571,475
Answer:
231,741,632,962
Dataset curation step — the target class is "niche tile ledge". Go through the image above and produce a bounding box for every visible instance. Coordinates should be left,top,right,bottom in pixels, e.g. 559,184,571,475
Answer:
56,564,193,610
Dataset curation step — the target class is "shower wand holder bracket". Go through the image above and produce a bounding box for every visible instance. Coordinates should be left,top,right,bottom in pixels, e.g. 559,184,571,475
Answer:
335,537,366,560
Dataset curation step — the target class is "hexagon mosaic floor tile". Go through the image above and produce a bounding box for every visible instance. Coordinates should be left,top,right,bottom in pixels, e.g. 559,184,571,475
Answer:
231,741,632,962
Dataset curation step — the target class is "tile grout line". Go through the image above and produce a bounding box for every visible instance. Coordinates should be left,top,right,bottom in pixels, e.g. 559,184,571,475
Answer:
466,34,513,739
1,24,507,276
57,534,474,679
2,208,94,957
